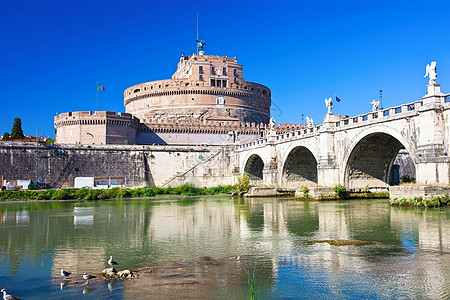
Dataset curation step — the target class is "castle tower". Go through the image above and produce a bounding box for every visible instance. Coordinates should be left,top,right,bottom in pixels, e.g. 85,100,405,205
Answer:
124,54,271,124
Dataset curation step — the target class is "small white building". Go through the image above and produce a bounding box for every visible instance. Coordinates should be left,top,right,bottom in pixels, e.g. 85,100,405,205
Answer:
74,177,125,189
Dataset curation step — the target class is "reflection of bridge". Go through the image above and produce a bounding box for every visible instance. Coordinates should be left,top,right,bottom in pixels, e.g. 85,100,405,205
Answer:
235,80,450,189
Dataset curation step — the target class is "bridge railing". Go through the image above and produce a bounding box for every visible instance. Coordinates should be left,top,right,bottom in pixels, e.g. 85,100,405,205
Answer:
335,100,424,128
236,124,322,150
236,99,425,150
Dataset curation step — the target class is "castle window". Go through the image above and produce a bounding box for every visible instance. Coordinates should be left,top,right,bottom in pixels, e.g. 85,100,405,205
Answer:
151,86,153,89
211,66,215,74
216,96,225,105
199,75,203,81
134,89,140,93
263,90,267,95
223,68,227,75
234,77,237,84
199,66,203,73
234,69,237,76
210,79,228,88
159,85,161,88
257,88,260,93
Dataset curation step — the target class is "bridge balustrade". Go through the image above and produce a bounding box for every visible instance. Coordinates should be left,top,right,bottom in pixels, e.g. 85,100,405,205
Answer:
237,100,424,151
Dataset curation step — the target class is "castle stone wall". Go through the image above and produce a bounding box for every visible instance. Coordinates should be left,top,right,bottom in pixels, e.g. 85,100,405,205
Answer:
0,142,234,189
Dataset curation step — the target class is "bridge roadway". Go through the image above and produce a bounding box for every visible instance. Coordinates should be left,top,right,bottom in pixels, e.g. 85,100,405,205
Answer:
234,83,450,189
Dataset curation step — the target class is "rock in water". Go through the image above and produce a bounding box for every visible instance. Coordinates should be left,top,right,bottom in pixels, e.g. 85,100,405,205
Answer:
102,267,117,278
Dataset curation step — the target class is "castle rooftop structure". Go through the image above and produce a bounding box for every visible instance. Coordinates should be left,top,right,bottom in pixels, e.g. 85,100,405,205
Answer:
124,53,271,124
54,111,139,145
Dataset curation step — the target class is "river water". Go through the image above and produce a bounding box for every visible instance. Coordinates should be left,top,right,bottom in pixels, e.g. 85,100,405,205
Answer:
0,197,449,299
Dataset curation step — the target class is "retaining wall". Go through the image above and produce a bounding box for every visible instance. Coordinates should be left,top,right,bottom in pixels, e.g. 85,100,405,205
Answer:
0,142,234,189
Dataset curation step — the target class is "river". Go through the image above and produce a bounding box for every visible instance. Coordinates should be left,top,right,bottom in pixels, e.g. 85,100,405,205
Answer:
0,197,449,299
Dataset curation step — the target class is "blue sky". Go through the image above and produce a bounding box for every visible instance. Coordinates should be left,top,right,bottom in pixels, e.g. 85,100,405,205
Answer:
1,0,450,138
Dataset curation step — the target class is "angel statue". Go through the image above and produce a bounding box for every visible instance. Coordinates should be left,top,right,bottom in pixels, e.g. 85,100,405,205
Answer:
269,117,276,130
370,99,379,112
325,98,333,114
196,40,206,54
305,116,313,127
424,61,437,85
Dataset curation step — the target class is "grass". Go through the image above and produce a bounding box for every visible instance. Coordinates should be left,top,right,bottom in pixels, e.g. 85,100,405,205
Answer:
390,195,449,207
317,192,390,201
244,265,272,300
0,184,234,201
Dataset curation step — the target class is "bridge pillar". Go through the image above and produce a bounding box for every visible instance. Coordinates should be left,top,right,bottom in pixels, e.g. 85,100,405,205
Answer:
317,118,339,187
415,83,450,184
264,133,279,186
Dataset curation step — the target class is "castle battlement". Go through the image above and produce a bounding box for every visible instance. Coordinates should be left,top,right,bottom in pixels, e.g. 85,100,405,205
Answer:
55,111,139,145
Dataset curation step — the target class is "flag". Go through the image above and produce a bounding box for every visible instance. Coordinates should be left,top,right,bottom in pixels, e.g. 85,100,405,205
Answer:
97,83,105,91
335,96,341,102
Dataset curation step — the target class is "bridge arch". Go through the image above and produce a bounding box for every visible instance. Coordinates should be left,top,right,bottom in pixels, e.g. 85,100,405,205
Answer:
244,154,265,185
281,145,318,187
342,126,416,189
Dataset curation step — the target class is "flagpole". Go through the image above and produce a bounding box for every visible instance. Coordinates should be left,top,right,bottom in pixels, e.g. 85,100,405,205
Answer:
96,81,99,112
196,13,199,55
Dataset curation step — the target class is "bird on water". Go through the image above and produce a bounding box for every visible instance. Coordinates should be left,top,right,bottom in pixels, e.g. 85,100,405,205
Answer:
1,289,21,300
83,272,96,285
61,269,72,277
108,256,118,267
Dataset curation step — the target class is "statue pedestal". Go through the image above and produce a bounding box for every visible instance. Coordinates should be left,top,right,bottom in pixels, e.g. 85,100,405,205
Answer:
426,83,441,96
423,83,445,105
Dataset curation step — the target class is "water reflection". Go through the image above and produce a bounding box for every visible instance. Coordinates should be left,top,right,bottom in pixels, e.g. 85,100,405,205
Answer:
0,198,448,299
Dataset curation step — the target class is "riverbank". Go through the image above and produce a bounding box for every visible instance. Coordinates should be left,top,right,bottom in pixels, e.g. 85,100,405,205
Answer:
0,184,233,201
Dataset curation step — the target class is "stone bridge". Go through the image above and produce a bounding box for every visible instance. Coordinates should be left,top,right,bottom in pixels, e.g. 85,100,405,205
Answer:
234,81,450,190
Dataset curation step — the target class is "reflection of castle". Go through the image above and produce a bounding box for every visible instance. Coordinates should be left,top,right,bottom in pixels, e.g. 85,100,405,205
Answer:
55,47,289,146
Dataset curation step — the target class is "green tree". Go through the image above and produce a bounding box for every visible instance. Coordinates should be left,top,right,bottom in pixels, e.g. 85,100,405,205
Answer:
233,172,250,196
2,132,10,140
11,118,24,139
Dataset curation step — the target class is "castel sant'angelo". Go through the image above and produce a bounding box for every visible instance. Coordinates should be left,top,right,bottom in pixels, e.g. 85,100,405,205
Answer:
54,42,301,145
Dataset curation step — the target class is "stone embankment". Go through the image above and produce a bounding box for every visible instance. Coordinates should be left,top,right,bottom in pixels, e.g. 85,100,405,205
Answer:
244,187,295,197
390,185,450,207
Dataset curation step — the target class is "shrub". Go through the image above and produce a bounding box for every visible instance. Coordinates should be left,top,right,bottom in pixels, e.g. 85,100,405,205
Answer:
74,188,91,199
302,186,310,198
117,189,131,198
334,184,348,199
51,189,71,200
233,172,250,196
400,175,416,184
